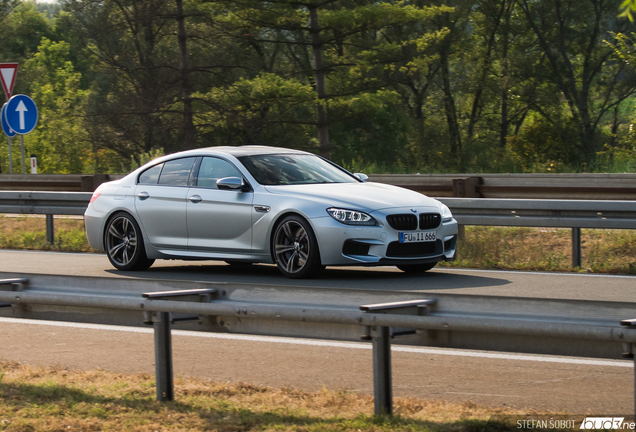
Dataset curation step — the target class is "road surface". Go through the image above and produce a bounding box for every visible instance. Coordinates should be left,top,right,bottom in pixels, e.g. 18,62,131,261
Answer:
0,249,633,414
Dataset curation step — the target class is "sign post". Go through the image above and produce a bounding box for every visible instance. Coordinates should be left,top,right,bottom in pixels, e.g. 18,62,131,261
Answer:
30,154,37,174
1,103,16,173
4,94,38,174
0,63,18,174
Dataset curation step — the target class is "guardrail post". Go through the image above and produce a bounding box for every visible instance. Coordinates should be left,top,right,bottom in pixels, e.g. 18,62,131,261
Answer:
371,325,392,416
452,177,482,198
154,311,174,402
361,299,436,416
572,228,581,268
620,319,636,417
142,288,217,402
46,215,54,245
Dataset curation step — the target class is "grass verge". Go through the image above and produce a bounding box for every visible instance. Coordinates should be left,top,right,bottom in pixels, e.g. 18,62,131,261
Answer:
0,215,94,253
1,215,634,274
0,361,559,432
439,226,636,274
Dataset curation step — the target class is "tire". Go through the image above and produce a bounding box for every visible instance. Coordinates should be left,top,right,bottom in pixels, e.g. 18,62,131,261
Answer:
397,262,437,273
104,212,155,271
272,215,324,279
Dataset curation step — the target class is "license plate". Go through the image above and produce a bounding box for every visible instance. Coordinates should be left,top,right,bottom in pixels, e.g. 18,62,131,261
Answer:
399,232,436,243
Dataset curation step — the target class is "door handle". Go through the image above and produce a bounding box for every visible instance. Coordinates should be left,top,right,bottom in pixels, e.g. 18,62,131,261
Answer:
137,192,149,200
188,195,202,203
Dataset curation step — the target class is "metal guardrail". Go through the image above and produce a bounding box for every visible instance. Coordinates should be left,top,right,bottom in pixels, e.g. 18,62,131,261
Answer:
370,173,636,200
438,198,636,229
0,191,92,244
0,174,119,192
2,173,636,199
1,192,635,266
0,274,634,415
436,198,636,267
0,191,91,215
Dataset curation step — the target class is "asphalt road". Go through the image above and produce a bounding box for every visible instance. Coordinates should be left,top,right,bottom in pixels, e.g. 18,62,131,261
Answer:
0,249,635,302
0,250,634,414
0,317,631,414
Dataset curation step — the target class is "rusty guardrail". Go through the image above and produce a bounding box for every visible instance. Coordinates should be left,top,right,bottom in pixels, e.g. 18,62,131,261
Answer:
1,173,636,199
369,173,636,200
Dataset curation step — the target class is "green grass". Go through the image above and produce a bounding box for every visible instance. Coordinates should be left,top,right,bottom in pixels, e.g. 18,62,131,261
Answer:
0,361,557,432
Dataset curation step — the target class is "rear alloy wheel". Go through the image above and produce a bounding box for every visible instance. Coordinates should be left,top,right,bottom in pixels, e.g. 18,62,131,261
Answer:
397,262,437,273
105,212,154,271
273,215,323,279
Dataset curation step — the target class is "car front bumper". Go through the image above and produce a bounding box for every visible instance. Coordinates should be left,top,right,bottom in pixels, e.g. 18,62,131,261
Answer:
310,213,458,267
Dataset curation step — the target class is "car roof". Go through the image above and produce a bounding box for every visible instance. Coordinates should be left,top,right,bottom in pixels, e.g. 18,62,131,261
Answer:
132,145,316,175
198,146,312,158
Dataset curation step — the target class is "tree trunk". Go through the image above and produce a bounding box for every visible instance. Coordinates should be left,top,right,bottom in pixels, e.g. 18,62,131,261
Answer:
309,6,330,159
499,0,513,149
176,0,195,149
440,50,462,166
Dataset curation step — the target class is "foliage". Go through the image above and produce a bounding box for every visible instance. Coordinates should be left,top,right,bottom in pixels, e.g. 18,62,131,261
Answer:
0,0,635,173
620,0,636,21
22,38,92,173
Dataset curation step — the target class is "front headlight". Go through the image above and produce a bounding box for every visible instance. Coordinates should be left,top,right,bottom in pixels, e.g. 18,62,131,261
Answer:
327,208,377,226
439,203,453,221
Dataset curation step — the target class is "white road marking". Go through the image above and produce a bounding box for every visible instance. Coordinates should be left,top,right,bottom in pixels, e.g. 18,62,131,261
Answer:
434,267,636,279
0,317,630,368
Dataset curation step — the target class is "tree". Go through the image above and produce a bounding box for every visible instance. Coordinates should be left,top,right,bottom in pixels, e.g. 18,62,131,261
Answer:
22,38,92,173
64,0,184,162
517,0,636,166
199,0,449,159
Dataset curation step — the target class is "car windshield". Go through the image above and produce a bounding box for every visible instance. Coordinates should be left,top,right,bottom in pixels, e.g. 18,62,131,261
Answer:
239,154,359,185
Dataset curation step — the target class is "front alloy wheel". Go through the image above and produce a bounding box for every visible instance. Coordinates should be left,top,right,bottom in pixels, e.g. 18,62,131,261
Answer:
273,216,323,278
105,212,154,271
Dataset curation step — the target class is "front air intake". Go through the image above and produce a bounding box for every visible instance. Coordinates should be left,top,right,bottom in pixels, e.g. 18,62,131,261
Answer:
386,214,418,231
419,213,441,230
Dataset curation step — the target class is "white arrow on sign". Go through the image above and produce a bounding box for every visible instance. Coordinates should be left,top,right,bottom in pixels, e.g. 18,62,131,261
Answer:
16,100,27,130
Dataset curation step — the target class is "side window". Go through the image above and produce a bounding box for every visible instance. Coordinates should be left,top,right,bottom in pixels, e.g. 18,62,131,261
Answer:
138,163,163,185
196,157,242,189
158,157,196,186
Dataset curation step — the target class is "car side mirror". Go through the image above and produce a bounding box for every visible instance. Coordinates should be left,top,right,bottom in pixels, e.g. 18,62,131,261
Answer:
217,176,247,191
354,173,369,183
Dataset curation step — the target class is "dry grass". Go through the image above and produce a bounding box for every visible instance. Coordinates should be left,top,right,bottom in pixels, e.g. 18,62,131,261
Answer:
0,361,554,431
0,215,95,252
439,226,636,274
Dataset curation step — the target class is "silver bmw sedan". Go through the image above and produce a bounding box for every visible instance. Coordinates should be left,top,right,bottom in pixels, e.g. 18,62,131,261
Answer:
85,146,458,278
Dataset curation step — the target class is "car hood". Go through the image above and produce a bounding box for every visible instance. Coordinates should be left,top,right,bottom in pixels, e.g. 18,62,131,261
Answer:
263,182,441,212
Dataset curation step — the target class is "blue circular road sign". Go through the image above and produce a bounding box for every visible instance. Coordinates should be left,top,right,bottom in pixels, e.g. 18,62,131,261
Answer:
4,94,38,134
1,103,16,137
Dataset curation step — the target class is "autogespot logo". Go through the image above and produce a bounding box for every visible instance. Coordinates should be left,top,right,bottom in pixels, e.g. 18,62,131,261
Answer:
580,417,635,430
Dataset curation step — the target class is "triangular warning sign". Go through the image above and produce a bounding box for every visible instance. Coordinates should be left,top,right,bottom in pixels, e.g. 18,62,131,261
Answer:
0,63,18,101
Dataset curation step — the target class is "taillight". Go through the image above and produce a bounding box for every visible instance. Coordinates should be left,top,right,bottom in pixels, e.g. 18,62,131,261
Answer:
89,186,103,204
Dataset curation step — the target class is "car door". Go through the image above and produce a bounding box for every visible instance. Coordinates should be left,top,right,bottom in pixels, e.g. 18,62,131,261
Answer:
186,156,254,253
134,157,196,249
